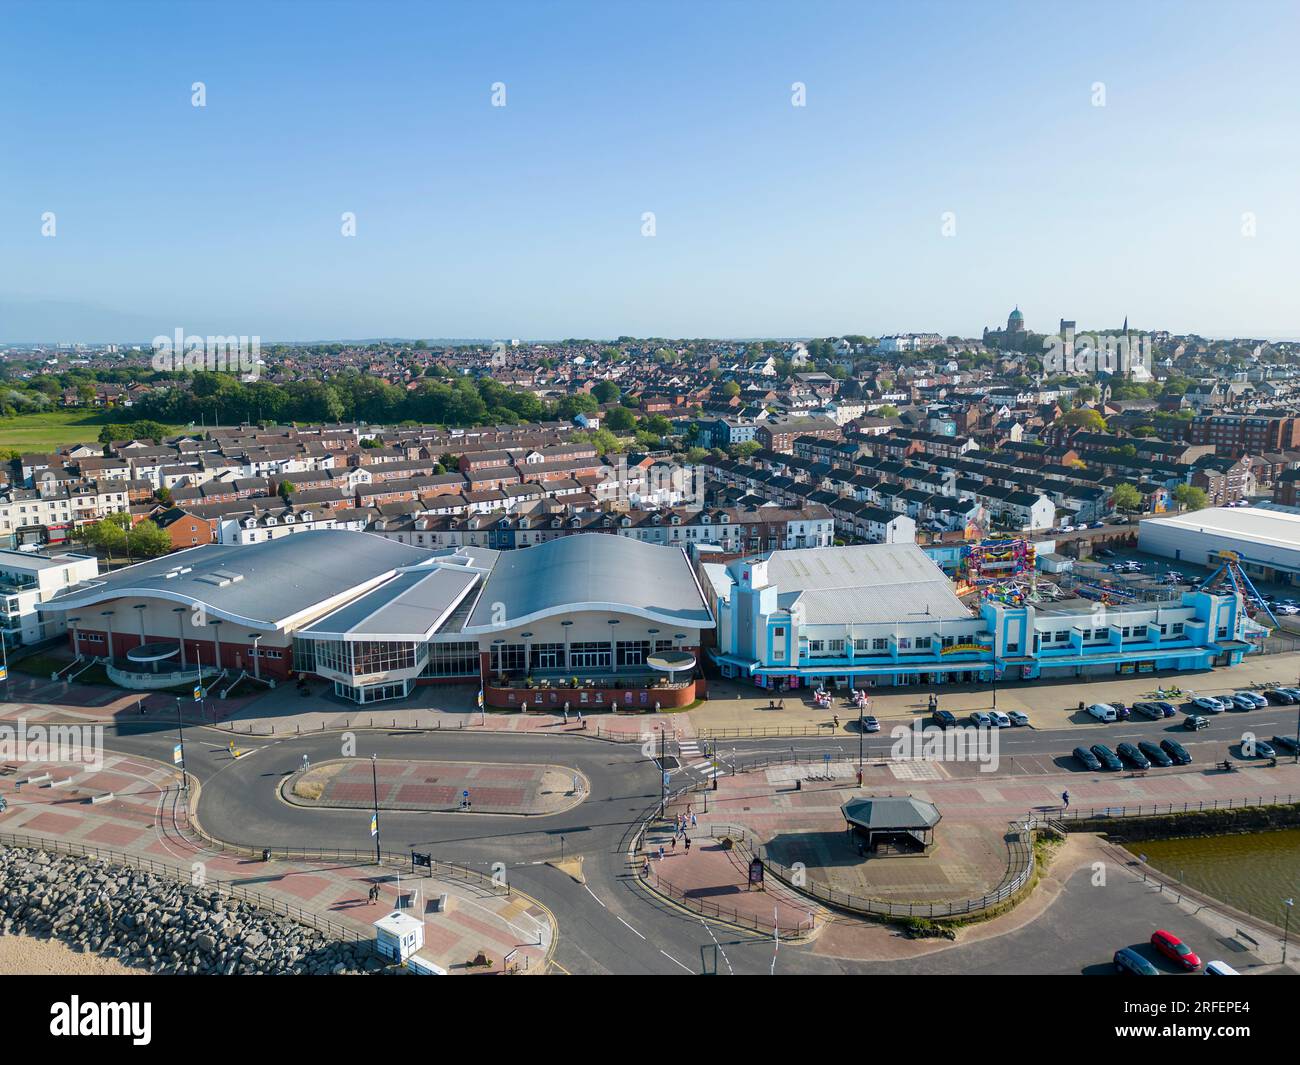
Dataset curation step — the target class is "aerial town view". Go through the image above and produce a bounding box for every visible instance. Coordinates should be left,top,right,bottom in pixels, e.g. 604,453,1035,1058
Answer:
0,0,1294,1038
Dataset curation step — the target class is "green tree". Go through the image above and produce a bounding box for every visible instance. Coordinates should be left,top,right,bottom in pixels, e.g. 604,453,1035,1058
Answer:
604,406,636,433
592,380,620,404
1112,482,1141,515
1173,484,1209,511
128,519,173,558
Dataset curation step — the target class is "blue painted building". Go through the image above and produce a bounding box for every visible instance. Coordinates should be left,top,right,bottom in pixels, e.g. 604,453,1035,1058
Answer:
704,544,1250,690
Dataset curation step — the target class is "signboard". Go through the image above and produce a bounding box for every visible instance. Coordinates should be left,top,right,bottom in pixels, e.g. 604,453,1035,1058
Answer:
369,813,378,837
411,851,431,869
0,665,8,682
748,857,764,886
172,744,183,765
193,685,203,702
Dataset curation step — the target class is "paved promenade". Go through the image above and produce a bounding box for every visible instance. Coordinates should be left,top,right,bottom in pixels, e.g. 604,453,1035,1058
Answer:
0,750,555,975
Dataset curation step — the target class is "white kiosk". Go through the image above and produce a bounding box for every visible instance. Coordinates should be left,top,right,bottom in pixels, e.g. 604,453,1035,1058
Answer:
373,910,424,963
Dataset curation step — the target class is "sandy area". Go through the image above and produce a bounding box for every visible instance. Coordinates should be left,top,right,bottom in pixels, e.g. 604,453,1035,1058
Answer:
0,933,149,975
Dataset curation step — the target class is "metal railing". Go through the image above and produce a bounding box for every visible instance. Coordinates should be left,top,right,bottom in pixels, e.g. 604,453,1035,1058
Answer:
753,820,1036,920
0,826,369,946
1059,794,1298,822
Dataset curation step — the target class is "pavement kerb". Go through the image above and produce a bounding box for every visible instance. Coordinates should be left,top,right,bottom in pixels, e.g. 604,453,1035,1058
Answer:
276,757,592,818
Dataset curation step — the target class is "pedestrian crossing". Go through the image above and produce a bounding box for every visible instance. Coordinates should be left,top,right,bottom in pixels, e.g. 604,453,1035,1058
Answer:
676,739,723,780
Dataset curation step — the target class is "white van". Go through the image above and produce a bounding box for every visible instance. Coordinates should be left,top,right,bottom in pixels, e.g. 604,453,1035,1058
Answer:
1204,960,1239,975
1087,703,1118,722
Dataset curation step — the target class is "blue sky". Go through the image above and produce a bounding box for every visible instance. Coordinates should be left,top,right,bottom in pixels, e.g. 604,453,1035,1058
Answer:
2,0,1298,342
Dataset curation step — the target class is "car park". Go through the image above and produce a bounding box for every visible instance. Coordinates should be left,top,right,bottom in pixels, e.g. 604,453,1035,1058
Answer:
971,711,993,727
1250,740,1276,759
1138,741,1172,768
1151,930,1201,971
1114,947,1160,975
1091,744,1123,770
1117,742,1151,769
1189,696,1226,713
990,711,1011,728
862,715,880,733
1271,735,1300,755
1160,739,1192,765
1231,690,1268,709
1183,715,1209,731
1263,689,1298,705
1008,711,1029,727
1087,703,1118,722
933,709,957,729
1073,746,1102,770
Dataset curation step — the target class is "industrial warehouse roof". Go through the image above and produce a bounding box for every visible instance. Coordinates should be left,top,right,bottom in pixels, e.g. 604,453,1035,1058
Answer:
1141,507,1300,554
298,564,483,641
38,530,440,629
464,533,714,632
765,543,971,626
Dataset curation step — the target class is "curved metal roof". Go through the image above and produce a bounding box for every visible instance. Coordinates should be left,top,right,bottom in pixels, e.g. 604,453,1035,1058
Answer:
463,533,713,632
38,529,438,630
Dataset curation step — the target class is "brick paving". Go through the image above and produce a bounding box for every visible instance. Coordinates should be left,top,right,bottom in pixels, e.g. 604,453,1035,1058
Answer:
288,758,583,815
0,752,554,974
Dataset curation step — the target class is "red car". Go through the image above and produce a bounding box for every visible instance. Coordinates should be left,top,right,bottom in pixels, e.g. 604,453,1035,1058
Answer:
1151,930,1201,970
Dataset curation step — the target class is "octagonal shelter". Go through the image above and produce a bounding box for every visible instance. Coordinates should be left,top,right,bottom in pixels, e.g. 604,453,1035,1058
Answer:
841,795,940,855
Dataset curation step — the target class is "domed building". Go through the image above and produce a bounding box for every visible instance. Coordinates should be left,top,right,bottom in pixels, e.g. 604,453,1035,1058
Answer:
983,306,1033,350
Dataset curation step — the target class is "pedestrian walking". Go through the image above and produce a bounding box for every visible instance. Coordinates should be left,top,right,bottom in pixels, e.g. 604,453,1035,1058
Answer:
1062,790,1070,810
690,812,697,828
670,836,676,853
684,836,691,852
657,845,665,862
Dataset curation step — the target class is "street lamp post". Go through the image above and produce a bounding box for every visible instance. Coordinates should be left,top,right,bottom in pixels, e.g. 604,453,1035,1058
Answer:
174,696,188,792
370,753,382,864
1284,898,1294,965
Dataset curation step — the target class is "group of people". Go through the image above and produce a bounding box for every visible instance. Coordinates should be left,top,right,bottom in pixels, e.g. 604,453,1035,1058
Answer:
646,808,699,868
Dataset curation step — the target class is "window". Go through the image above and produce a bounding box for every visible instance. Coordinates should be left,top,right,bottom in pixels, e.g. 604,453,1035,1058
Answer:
569,642,611,669
489,643,527,672
424,641,479,677
529,643,566,670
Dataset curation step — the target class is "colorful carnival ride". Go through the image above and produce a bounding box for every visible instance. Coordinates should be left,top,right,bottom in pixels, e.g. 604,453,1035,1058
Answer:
1198,551,1278,627
960,538,1039,606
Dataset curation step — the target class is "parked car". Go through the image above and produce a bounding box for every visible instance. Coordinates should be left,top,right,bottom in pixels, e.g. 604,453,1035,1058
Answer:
1138,741,1172,768
1189,696,1226,714
1229,691,1267,710
1114,947,1160,975
1151,930,1201,971
1183,714,1210,731
861,715,880,733
1117,742,1151,769
1150,701,1178,718
1262,689,1298,705
1132,701,1164,720
1087,703,1118,722
1249,740,1276,759
1110,701,1131,720
1270,735,1300,755
1008,711,1029,727
933,709,957,729
1205,960,1240,975
1160,739,1192,765
971,711,993,727
1124,560,1143,572
1097,547,1116,558
1277,604,1300,616
1276,687,1300,702
1073,746,1102,770
990,711,1011,728
1091,744,1123,770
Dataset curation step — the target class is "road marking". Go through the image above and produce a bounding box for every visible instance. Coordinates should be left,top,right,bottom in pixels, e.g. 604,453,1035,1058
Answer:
584,884,606,908
617,916,646,939
660,949,693,973
700,917,733,974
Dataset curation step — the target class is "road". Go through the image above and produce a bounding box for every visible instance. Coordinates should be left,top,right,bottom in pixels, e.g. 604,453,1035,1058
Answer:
89,696,1300,975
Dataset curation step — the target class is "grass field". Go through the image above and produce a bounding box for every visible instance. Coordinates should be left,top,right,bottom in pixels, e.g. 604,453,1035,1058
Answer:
0,410,182,453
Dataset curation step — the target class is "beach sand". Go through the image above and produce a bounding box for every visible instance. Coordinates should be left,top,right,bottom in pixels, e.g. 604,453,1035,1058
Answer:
0,933,150,975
